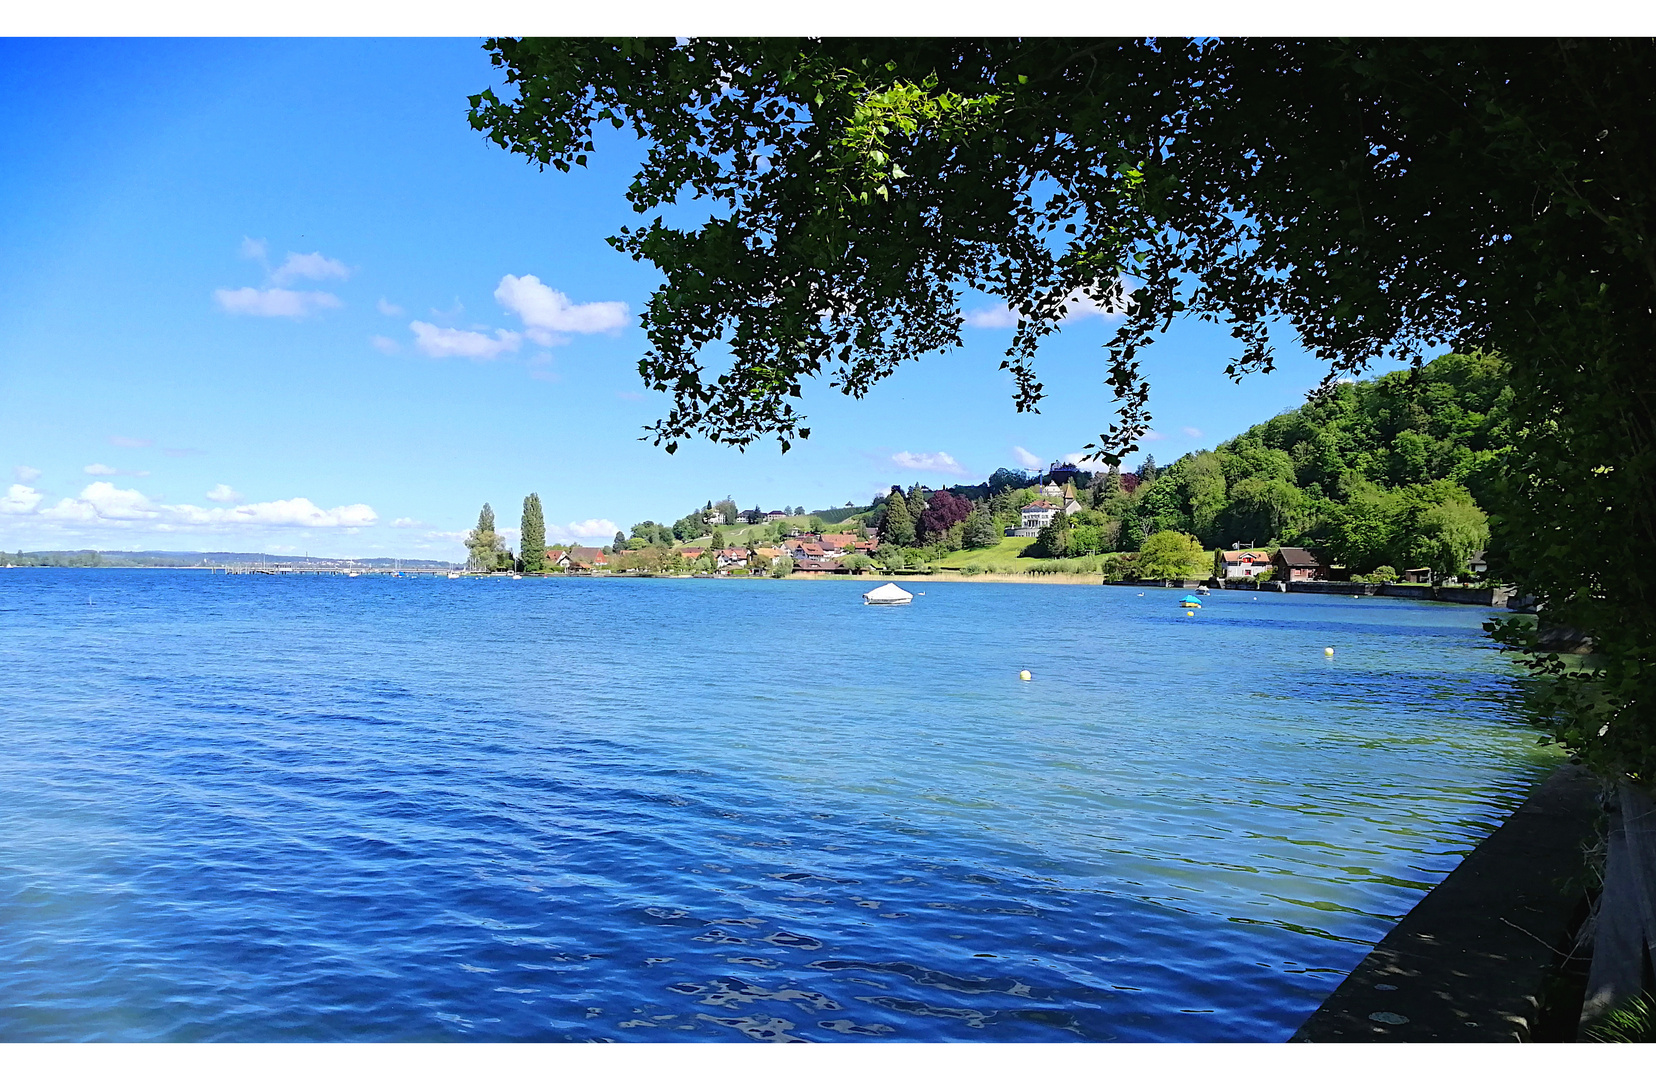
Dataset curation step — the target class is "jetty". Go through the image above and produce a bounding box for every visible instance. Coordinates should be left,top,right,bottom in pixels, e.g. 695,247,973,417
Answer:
213,565,458,577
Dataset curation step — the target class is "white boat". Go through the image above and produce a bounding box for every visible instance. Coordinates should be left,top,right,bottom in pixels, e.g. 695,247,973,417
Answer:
862,582,914,605
447,572,461,579
511,574,522,580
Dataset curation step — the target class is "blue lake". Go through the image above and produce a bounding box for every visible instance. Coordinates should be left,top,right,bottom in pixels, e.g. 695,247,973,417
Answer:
0,570,1554,1041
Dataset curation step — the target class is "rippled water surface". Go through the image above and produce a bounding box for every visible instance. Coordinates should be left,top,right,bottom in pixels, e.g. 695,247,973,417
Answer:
0,570,1553,1041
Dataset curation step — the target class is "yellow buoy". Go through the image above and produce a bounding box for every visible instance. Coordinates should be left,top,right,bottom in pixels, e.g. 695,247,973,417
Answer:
1019,670,1032,681
1325,647,1335,656
1185,610,1195,616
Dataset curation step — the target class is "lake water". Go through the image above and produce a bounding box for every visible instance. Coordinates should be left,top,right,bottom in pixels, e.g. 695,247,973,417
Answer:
0,570,1554,1042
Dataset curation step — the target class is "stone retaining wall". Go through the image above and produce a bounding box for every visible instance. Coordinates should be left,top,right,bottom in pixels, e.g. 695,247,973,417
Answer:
1292,763,1597,1042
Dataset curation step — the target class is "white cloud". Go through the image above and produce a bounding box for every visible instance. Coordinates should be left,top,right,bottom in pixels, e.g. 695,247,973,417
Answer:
214,287,343,318
963,285,1130,330
1059,452,1107,470
890,451,968,476
494,274,628,340
1181,426,1203,438
370,335,400,355
963,306,1019,330
271,251,350,285
410,321,521,360
26,482,375,531
550,518,619,541
83,463,149,477
391,517,423,528
1,485,42,515
1142,430,1167,441
240,237,268,260
43,482,159,521
13,466,41,483
193,498,377,529
377,298,404,317
109,435,153,448
206,484,243,503
1011,446,1044,470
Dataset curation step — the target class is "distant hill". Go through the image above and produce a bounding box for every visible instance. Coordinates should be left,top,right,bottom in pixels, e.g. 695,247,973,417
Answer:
809,504,873,525
4,550,458,569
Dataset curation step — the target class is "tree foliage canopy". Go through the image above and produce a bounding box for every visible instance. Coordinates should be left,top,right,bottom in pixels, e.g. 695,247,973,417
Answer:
1136,530,1207,581
472,38,1656,782
465,502,510,572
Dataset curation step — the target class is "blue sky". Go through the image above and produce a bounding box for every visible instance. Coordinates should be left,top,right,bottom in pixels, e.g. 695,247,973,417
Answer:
0,38,1406,560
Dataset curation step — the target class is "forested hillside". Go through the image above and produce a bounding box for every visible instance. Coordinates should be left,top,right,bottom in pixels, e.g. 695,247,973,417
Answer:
857,351,1506,580
1128,350,1507,575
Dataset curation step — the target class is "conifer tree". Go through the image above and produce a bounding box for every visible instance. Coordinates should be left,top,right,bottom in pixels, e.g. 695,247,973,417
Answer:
520,494,546,573
465,503,505,571
881,487,915,546
962,505,999,549
1035,510,1070,559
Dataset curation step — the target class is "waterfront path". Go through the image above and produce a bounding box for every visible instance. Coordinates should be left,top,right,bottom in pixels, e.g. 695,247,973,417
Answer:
1292,763,1598,1041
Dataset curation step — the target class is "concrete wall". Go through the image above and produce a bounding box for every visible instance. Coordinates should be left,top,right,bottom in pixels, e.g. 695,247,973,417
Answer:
1213,580,1519,605
1281,580,1380,597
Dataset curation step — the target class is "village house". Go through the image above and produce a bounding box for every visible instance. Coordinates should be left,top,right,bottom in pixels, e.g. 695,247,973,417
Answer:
819,533,858,553
1403,567,1433,584
1216,549,1272,580
764,510,789,521
678,546,705,562
1272,547,1325,582
550,546,608,571
716,547,748,569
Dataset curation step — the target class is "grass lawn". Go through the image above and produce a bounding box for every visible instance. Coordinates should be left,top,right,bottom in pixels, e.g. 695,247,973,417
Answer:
933,536,1040,571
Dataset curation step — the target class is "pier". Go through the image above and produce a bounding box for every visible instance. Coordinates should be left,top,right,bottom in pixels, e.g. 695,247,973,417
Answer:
213,565,459,577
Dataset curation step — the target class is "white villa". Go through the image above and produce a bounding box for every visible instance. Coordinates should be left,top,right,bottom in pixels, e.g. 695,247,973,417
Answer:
1009,496,1084,537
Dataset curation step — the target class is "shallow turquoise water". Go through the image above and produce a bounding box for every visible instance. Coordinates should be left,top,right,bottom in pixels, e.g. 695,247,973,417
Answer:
0,570,1552,1041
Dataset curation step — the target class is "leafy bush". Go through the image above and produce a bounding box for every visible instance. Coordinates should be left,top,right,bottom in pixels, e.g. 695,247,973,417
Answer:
1137,530,1207,580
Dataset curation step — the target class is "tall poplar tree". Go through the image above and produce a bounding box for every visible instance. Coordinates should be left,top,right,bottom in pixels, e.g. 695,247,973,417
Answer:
520,493,546,573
